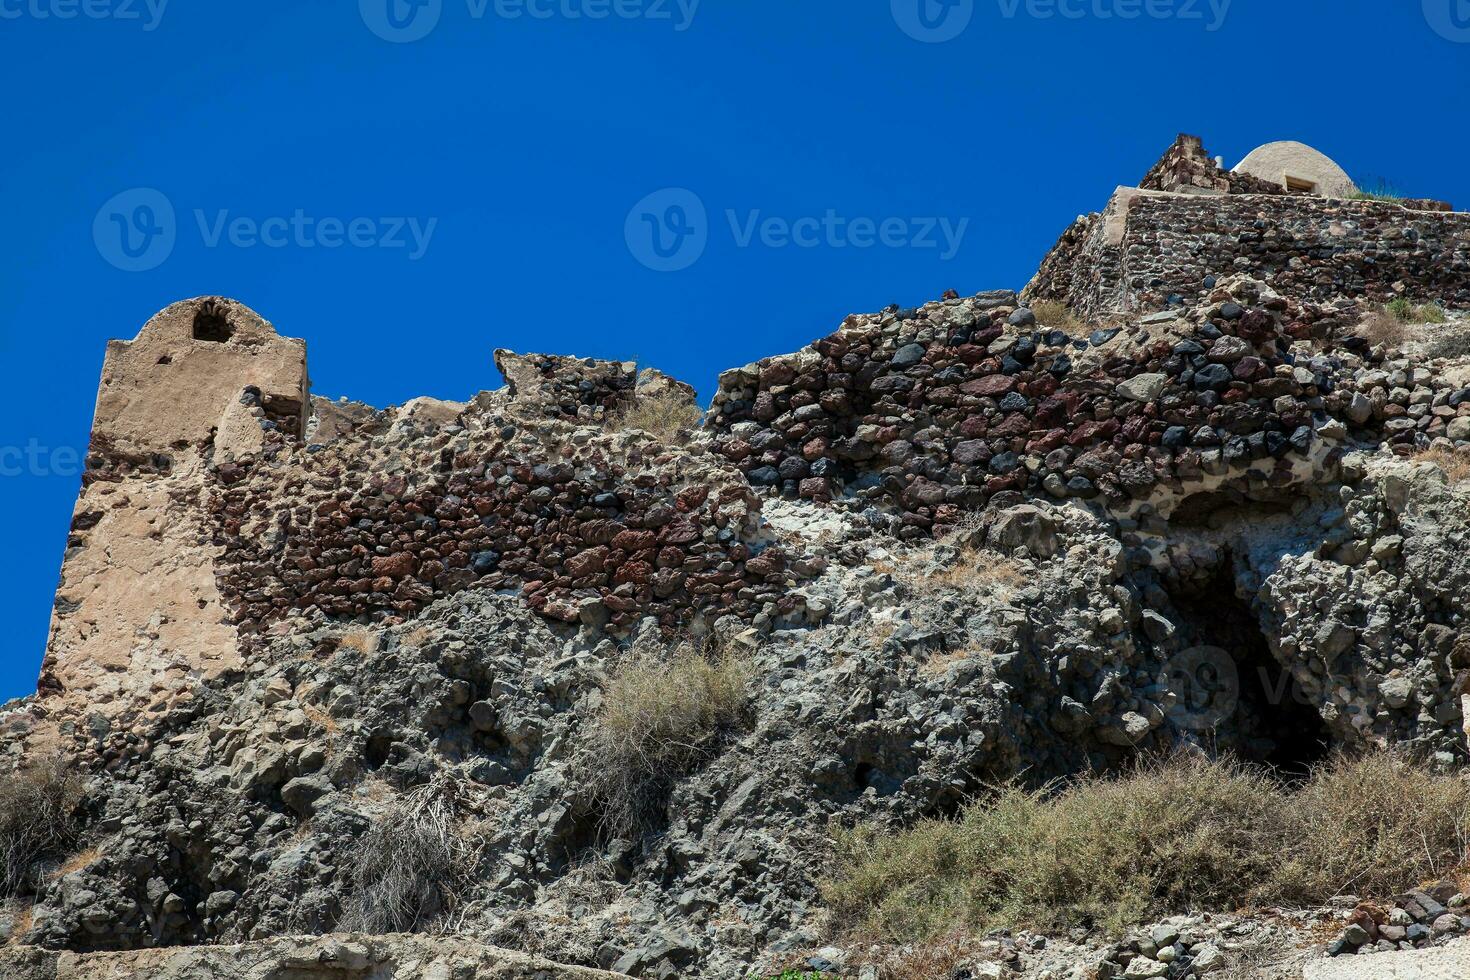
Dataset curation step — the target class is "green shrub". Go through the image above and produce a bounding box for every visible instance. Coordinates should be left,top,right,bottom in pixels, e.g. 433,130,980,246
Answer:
1387,297,1417,322
1383,298,1449,325
823,753,1470,943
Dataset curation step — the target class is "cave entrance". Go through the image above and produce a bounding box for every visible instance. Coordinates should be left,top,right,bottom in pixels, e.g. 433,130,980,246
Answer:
1164,556,1331,777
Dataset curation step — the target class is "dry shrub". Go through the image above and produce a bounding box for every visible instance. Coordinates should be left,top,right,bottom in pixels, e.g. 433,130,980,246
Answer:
920,643,991,677
46,847,101,883
0,756,86,898
1358,309,1408,348
587,646,752,837
338,776,478,934
615,391,703,445
852,933,978,979
1415,447,1470,484
823,753,1470,943
911,547,1025,595
1028,299,1085,335
1270,753,1470,901
1427,330,1470,361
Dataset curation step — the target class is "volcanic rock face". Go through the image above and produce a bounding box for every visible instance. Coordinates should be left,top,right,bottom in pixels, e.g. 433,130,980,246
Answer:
8,234,1470,977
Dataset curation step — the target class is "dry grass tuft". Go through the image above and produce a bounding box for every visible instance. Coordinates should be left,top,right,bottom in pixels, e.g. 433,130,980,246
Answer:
46,847,101,883
910,547,1026,595
334,629,378,657
7,900,33,944
615,391,703,445
823,752,1470,944
338,776,479,934
920,643,991,677
1415,447,1470,484
0,755,86,898
1358,309,1409,348
587,646,752,837
852,934,982,980
1028,299,1086,335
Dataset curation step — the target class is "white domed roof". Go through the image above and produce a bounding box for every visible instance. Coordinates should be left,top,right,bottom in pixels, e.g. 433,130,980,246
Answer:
1232,141,1357,198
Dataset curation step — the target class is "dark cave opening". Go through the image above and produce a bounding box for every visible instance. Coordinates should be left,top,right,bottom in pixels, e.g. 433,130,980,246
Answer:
1164,557,1332,777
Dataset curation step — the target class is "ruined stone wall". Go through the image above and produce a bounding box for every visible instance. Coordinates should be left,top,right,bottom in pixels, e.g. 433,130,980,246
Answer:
1024,210,1122,320
1028,193,1470,318
1139,133,1294,197
40,298,308,709
208,398,810,640
40,299,809,715
708,280,1470,542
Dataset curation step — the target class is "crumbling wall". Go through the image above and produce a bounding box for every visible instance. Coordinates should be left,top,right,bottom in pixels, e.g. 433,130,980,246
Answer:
706,280,1455,541
1028,193,1470,318
207,397,811,639
39,298,308,709
1139,133,1295,197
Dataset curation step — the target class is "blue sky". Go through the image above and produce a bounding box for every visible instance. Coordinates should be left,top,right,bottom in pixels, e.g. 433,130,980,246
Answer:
1,0,1467,700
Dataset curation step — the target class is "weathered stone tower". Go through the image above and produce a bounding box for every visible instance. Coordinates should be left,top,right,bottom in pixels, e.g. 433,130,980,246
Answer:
39,298,308,713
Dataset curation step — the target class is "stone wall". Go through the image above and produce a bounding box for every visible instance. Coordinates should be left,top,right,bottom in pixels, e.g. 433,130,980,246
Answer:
39,298,308,709
208,393,809,640
40,299,811,715
1138,133,1296,197
707,279,1470,541
1027,191,1470,318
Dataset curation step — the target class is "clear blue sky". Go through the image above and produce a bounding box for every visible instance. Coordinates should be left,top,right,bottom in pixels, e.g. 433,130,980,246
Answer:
2,0,1467,701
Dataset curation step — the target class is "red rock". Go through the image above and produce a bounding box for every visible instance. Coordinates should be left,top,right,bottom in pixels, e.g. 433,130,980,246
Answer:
371,553,417,579
961,375,1016,398
610,529,657,552
565,546,608,578
612,560,654,585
